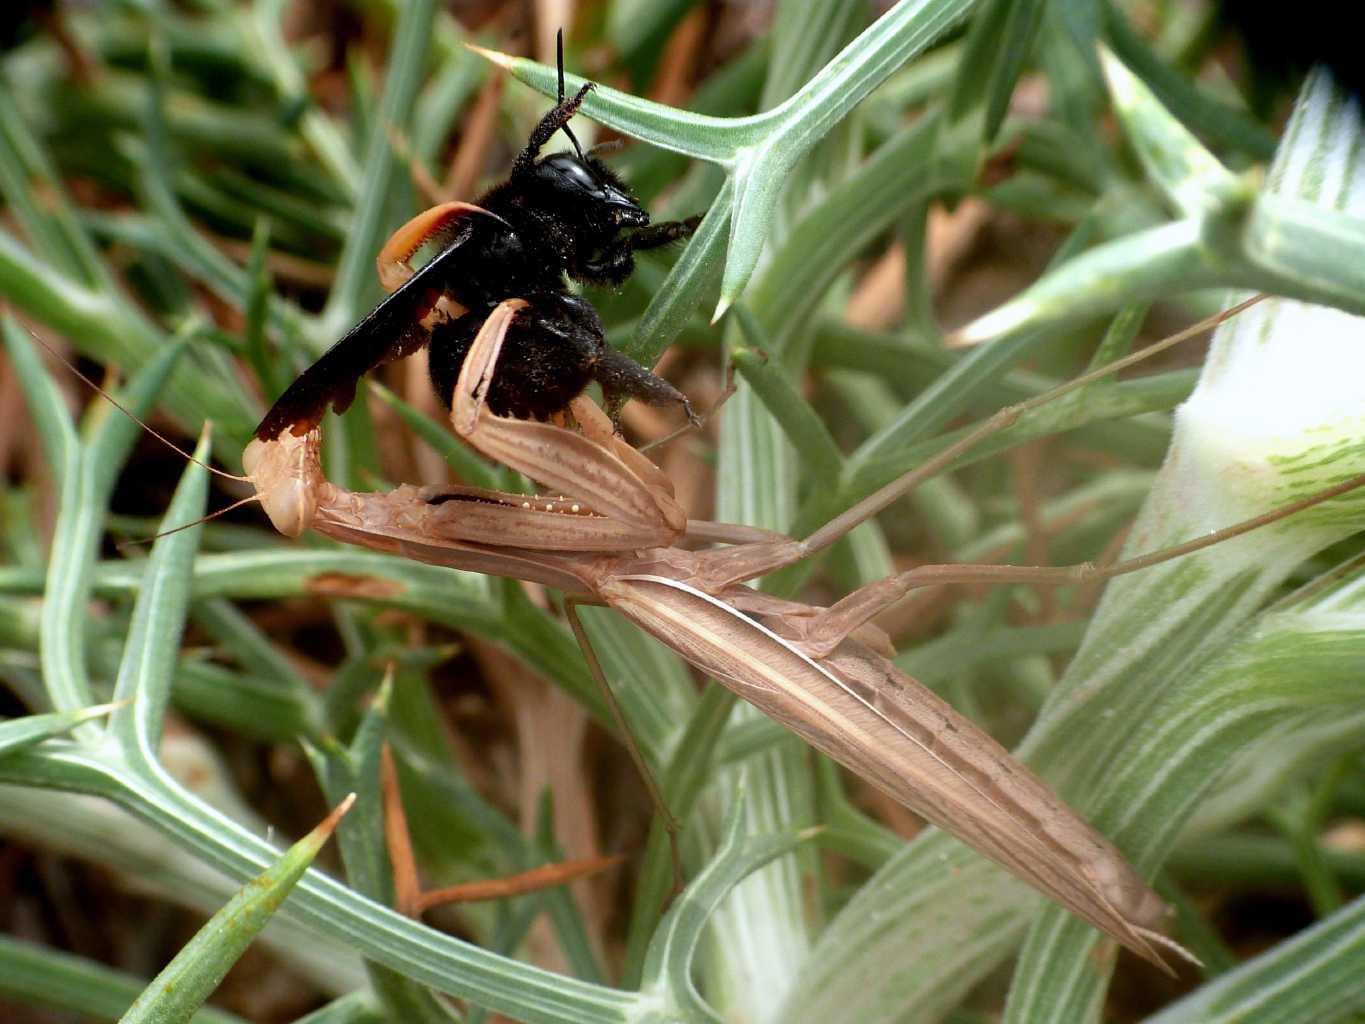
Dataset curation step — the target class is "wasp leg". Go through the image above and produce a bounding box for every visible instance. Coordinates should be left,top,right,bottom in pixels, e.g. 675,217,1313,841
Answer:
632,215,704,248
579,215,703,287
512,82,595,176
595,348,696,429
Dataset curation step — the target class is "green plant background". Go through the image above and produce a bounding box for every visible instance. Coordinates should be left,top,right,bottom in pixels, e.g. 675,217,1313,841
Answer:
2,2,1364,1022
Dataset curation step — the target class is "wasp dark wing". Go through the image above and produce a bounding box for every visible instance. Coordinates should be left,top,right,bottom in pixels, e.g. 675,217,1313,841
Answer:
254,209,503,441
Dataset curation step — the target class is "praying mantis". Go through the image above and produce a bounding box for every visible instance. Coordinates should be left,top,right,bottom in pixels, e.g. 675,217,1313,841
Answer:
210,71,1362,971
240,288,1320,972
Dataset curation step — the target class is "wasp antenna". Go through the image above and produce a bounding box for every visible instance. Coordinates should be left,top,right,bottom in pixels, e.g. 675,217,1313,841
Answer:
556,28,588,163
25,328,250,485
562,123,588,163
562,124,588,163
556,28,566,105
115,494,262,551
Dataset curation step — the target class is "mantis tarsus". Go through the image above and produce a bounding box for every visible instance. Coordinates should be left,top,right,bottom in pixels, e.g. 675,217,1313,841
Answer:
232,289,1365,973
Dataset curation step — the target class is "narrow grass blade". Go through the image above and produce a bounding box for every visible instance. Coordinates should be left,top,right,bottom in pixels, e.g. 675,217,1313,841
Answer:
119,795,355,1024
0,935,245,1024
5,322,184,721
290,992,386,1024
952,218,1213,345
244,0,361,196
1099,46,1244,217
308,680,459,1024
0,84,111,290
1099,0,1275,159
469,47,759,161
625,175,730,366
1145,894,1365,1024
108,431,210,756
947,0,1047,144
0,703,122,758
370,382,504,490
731,307,842,482
318,0,437,340
636,788,813,1018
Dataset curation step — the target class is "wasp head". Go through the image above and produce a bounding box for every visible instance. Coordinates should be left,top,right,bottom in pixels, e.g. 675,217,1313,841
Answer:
535,152,649,232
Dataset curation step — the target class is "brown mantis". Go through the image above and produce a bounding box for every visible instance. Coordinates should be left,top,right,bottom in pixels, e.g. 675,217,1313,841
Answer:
60,269,1365,974
239,291,1351,973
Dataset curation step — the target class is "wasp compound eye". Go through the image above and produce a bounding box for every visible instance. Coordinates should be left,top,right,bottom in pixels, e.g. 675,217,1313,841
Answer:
538,153,598,191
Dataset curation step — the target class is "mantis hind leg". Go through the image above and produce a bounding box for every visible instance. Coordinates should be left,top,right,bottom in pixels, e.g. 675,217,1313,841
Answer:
564,598,685,896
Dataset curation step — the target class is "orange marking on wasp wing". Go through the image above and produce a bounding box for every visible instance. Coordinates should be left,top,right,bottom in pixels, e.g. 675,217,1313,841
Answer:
378,200,489,293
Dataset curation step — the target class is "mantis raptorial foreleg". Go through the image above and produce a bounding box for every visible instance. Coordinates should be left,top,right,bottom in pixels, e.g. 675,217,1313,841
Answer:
445,300,687,549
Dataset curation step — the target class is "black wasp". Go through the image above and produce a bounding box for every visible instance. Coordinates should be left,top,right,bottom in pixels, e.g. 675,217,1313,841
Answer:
255,34,699,443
